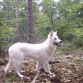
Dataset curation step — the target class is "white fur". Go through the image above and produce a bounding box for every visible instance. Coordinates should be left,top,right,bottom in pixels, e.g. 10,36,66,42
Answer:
5,31,62,78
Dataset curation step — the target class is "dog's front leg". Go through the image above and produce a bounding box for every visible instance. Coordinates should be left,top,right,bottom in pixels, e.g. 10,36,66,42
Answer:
43,61,51,74
43,61,55,77
35,62,41,73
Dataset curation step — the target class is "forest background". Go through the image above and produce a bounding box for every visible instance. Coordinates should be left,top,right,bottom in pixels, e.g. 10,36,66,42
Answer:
0,0,83,83
0,0,83,53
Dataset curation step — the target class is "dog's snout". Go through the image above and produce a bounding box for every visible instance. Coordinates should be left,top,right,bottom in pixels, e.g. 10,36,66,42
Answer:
60,40,62,43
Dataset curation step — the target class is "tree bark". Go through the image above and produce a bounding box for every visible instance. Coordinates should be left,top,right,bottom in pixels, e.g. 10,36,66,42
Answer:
27,0,34,43
5,1,10,21
16,0,23,42
0,46,1,56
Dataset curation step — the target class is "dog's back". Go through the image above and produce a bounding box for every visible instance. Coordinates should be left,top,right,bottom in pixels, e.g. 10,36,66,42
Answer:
8,42,48,61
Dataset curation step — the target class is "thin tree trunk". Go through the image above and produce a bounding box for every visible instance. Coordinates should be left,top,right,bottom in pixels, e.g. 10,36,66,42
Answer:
0,46,1,56
16,0,23,42
27,0,34,43
5,1,10,22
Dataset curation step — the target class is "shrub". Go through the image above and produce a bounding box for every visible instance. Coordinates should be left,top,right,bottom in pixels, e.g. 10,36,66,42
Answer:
0,26,15,50
73,35,83,47
64,33,77,41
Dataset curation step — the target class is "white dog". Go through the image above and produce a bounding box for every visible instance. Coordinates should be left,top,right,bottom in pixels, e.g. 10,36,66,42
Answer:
5,31,62,78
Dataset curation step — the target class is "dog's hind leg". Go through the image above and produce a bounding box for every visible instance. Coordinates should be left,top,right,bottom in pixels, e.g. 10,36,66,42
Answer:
14,53,24,78
5,60,13,74
15,63,24,78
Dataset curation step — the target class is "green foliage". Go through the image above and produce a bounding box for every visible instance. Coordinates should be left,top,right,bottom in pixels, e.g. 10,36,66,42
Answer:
0,26,15,48
64,33,77,41
0,0,83,48
74,58,83,67
73,34,83,47
59,42,76,52
5,75,17,83
35,13,51,38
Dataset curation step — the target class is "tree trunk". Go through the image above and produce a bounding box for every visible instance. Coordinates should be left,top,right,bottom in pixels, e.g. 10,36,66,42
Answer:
27,0,34,43
16,0,23,42
0,46,1,56
5,1,10,22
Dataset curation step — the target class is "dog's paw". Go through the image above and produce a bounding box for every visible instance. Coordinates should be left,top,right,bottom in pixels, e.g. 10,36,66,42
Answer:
31,80,36,83
4,68,7,74
19,74,24,79
49,72,56,78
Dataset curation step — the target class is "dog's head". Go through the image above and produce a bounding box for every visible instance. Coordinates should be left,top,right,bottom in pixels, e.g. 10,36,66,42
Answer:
48,31,62,47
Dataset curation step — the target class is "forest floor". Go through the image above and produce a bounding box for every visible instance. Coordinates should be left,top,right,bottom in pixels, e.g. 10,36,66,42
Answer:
0,44,83,83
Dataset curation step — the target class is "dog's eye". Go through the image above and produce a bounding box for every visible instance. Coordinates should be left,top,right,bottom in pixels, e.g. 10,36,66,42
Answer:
55,38,57,40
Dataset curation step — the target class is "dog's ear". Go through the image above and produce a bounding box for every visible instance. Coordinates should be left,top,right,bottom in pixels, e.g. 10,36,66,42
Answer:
49,31,53,38
55,31,57,35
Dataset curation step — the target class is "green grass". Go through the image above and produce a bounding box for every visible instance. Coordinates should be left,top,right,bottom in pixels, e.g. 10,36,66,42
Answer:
5,75,17,83
57,42,77,52
74,58,83,67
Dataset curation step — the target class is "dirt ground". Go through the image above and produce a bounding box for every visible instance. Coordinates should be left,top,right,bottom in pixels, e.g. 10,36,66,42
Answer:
0,49,83,83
